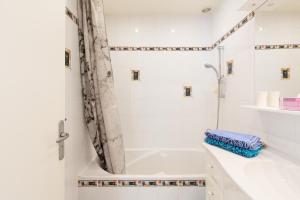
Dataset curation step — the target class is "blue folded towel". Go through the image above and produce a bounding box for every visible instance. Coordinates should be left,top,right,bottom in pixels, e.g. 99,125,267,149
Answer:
205,137,262,158
205,129,262,151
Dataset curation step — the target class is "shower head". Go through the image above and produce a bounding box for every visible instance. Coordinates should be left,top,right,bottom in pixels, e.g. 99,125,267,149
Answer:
204,64,214,69
204,63,220,79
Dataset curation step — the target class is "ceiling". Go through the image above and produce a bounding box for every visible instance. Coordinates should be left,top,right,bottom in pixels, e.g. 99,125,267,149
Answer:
103,0,220,15
259,0,300,12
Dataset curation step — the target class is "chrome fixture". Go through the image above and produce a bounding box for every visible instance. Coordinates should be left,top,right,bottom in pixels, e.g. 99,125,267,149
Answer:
204,46,224,129
204,64,221,80
57,120,70,160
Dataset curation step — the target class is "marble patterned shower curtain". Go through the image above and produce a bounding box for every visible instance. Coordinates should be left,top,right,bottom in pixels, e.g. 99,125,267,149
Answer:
77,0,125,174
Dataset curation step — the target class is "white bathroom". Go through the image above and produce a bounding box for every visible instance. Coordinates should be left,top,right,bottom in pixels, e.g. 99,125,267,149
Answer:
1,0,300,200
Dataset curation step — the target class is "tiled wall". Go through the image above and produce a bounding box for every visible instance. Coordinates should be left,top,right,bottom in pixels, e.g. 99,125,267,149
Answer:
260,113,300,160
253,11,300,160
105,2,285,149
106,14,217,148
66,0,300,187
211,1,300,161
210,0,257,135
108,11,255,52
254,12,300,97
255,12,300,45
65,1,96,200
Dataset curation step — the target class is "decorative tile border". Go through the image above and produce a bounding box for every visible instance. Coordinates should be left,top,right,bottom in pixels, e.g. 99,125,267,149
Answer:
109,46,212,51
255,44,300,50
64,10,300,52
212,12,255,49
66,9,255,51
65,7,79,26
78,179,205,187
110,12,255,51
65,10,256,51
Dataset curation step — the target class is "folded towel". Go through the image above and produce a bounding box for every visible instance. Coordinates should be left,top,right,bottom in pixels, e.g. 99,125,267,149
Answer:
205,129,262,151
205,137,262,158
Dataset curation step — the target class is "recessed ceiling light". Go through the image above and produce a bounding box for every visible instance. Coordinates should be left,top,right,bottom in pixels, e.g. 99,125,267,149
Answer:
134,28,139,33
259,27,263,32
171,29,175,33
202,7,212,13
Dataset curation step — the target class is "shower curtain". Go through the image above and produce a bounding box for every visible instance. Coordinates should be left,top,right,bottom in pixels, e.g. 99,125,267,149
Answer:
77,0,125,174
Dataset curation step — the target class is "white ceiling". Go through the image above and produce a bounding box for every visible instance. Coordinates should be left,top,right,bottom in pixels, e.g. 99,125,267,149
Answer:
103,0,220,15
259,0,300,12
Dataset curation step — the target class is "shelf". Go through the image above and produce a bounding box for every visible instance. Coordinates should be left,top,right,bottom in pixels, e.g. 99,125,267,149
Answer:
240,105,300,116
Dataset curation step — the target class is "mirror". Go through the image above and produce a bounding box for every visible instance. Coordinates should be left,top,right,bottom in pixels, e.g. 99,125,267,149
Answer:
254,0,300,98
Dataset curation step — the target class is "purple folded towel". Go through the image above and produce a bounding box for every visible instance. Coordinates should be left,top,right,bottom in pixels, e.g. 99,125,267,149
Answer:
205,129,262,151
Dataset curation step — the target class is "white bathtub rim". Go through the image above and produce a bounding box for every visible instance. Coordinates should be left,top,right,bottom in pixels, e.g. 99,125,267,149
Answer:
125,148,204,167
125,147,204,153
79,148,206,180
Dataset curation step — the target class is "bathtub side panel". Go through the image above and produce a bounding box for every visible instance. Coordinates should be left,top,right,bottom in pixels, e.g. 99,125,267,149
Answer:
79,186,206,200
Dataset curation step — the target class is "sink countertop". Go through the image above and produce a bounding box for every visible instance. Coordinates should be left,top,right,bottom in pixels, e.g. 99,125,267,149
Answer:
203,143,300,200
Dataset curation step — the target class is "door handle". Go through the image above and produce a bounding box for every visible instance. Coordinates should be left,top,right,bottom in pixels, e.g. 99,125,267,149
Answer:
57,120,69,160
56,132,69,143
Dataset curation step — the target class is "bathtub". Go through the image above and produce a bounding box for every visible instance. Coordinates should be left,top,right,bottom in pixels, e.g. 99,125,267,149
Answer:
78,148,206,200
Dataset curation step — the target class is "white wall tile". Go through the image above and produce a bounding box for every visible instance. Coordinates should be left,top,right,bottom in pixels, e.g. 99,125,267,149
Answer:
107,21,216,148
211,0,300,162
254,49,300,97
255,12,300,44
157,187,179,200
137,187,158,200
106,15,213,46
178,187,205,200
115,188,139,200
260,113,296,141
79,188,118,200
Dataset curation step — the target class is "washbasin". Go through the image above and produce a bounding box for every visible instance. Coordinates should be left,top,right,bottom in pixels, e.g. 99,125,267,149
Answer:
244,160,300,197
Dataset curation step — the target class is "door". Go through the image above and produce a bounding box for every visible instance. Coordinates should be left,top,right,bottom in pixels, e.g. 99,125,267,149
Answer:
0,1,65,200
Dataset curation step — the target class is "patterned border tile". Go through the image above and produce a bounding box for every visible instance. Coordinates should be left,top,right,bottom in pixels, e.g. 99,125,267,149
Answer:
211,12,255,49
109,46,212,51
78,179,205,187
255,44,300,50
109,12,255,52
65,7,79,26
67,9,297,52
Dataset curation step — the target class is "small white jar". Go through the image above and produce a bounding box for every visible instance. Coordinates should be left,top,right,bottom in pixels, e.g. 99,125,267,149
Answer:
256,91,268,107
268,91,280,108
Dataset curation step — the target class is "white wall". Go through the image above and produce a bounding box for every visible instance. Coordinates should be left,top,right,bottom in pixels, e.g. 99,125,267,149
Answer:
211,0,249,42
106,15,213,46
210,0,257,135
215,19,257,134
211,1,300,161
254,12,300,97
106,15,216,148
254,49,300,97
65,1,96,200
255,12,300,44
253,11,300,160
